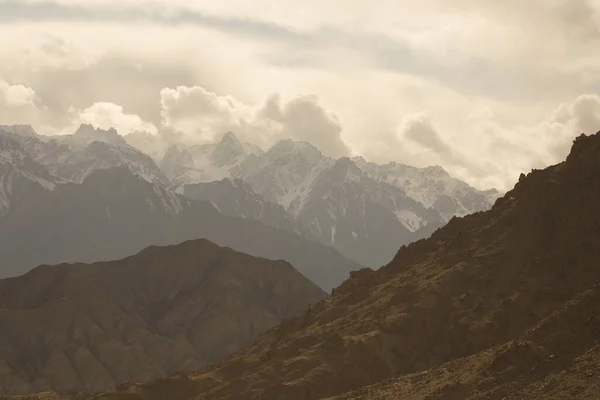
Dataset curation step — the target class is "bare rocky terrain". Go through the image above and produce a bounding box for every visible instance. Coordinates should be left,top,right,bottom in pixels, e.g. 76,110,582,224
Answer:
0,239,326,395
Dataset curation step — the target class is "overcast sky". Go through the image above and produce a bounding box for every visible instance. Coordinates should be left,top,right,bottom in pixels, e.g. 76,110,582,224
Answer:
1,0,600,191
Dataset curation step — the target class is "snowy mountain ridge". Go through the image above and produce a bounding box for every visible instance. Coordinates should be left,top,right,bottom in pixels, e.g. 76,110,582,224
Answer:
153,131,499,221
0,124,169,187
0,124,500,268
151,131,500,266
351,156,502,221
158,132,263,186
59,124,128,150
232,139,335,213
0,134,60,219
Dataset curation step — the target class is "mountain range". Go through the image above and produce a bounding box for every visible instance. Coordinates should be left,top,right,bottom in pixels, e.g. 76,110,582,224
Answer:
182,178,300,236
136,130,501,266
159,132,262,187
0,123,498,276
0,165,359,291
19,130,599,400
0,239,326,395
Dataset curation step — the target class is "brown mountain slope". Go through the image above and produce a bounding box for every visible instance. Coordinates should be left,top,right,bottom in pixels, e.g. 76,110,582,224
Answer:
6,131,600,400
332,282,600,399
0,239,326,395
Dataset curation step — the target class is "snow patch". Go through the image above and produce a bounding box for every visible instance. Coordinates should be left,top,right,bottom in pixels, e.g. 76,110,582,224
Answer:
152,186,183,215
209,200,221,213
146,198,155,211
395,209,423,232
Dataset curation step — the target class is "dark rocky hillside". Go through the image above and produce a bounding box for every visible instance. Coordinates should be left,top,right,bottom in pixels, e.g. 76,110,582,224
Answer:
0,239,326,395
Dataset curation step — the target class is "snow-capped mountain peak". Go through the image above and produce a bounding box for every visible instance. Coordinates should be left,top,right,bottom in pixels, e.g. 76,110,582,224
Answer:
0,135,57,185
54,141,171,186
329,157,363,184
422,164,450,178
209,131,247,167
268,139,323,161
0,124,39,138
353,157,501,221
159,144,196,185
232,138,334,211
67,124,128,149
219,131,242,148
75,123,118,137
0,135,59,218
1,125,169,188
162,144,195,170
157,131,264,186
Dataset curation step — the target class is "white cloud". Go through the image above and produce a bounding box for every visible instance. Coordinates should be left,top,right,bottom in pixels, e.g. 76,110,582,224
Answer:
0,80,36,107
160,85,349,157
77,102,158,136
160,85,254,141
385,94,600,191
260,93,348,157
0,80,48,129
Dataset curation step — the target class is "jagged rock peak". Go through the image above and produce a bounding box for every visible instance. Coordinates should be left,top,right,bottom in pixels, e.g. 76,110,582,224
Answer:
423,164,450,177
566,132,600,164
320,157,363,186
161,143,194,167
269,139,323,157
334,156,360,169
219,131,242,146
74,123,119,138
331,157,362,175
212,131,244,154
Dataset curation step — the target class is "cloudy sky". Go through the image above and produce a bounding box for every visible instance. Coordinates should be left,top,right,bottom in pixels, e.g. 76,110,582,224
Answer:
1,0,600,191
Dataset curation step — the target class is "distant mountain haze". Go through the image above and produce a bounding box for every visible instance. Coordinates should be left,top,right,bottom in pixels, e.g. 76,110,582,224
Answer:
149,130,499,266
0,166,359,291
0,123,498,284
159,132,262,187
182,178,301,236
